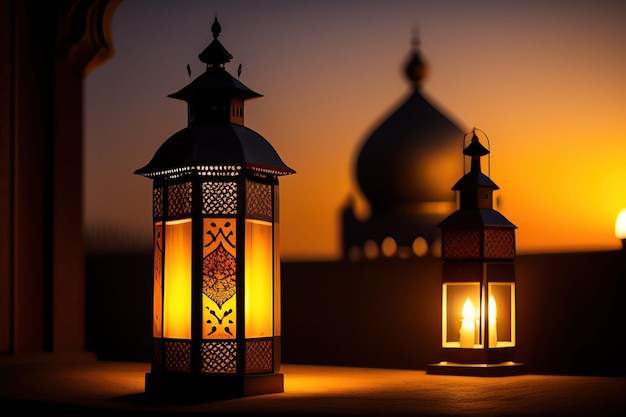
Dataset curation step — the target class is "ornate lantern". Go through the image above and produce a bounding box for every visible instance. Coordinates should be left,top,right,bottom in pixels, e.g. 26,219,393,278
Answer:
427,129,524,376
134,17,294,399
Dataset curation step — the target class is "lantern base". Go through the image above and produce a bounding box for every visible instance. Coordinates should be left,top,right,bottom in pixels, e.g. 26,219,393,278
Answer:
145,371,284,402
426,361,526,377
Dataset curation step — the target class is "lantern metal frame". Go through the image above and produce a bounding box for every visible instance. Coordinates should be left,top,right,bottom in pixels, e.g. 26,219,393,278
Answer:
134,18,294,400
427,129,524,376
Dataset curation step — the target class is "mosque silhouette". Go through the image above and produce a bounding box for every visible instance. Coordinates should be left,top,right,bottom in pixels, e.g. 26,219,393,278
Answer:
342,34,466,261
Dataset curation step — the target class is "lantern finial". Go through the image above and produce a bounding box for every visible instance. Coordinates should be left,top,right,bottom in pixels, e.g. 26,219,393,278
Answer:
199,16,233,68
211,15,221,39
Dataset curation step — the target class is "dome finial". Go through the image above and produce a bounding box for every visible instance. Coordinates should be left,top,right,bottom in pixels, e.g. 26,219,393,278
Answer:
411,25,420,50
404,25,427,89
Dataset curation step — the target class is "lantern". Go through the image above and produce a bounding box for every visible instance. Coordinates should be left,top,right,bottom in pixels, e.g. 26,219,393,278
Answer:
134,17,295,399
427,129,524,376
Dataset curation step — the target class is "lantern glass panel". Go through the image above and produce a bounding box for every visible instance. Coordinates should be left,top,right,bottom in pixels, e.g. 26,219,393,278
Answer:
163,218,192,339
488,283,515,348
245,219,273,338
202,218,238,339
442,283,481,348
274,205,282,336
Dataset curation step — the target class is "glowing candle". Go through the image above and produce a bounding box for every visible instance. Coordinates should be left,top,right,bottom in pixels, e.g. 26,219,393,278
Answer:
459,297,475,348
488,295,498,347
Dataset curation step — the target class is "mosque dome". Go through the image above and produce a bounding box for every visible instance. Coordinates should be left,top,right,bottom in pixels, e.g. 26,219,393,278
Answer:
356,36,465,215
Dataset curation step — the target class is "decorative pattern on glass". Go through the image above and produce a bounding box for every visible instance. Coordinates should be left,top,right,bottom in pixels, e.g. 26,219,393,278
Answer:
203,219,237,339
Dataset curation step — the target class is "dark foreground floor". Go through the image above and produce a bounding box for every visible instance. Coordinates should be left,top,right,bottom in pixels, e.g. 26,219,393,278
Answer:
1,355,625,416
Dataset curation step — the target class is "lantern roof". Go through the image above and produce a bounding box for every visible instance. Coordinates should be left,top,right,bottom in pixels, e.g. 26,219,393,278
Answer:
463,133,490,157
438,208,515,229
134,124,294,178
452,132,498,190
438,130,516,230
168,17,262,102
135,17,294,179
168,66,262,102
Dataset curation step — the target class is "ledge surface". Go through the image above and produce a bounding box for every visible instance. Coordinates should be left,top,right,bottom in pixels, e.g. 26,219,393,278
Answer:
0,358,625,416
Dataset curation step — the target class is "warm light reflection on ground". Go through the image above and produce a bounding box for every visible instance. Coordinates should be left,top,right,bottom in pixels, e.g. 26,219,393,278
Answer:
278,365,626,416
2,361,625,415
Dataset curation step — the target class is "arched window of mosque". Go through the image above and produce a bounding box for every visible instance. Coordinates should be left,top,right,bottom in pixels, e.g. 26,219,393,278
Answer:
381,237,397,257
363,239,379,259
412,236,428,257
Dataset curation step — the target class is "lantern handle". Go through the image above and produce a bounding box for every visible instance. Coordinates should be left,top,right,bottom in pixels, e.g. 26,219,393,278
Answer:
463,127,491,177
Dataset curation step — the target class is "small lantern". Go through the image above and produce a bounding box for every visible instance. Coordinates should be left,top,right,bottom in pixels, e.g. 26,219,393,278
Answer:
427,129,524,376
134,18,294,399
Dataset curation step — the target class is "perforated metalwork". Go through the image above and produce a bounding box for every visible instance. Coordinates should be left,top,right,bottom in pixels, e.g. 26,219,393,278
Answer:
202,182,237,215
246,180,272,219
152,338,162,371
443,230,481,258
167,182,192,217
246,338,273,374
484,229,515,259
164,340,191,372
201,341,237,373
197,164,241,177
153,187,163,218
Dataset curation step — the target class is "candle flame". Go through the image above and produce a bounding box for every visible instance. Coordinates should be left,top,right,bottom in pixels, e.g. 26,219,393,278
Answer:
488,294,497,320
462,297,475,321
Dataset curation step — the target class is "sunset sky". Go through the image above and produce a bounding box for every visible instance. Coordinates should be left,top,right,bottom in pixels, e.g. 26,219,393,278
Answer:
85,0,626,261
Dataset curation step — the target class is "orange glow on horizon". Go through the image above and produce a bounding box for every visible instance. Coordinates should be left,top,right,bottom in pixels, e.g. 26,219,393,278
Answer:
615,209,626,239
85,1,626,261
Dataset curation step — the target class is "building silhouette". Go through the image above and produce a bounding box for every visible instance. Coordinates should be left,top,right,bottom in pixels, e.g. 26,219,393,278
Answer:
342,34,466,261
